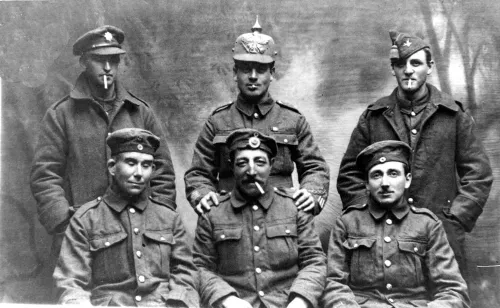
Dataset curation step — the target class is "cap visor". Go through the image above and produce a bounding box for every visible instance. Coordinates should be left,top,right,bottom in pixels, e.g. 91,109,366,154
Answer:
233,54,274,64
87,47,126,55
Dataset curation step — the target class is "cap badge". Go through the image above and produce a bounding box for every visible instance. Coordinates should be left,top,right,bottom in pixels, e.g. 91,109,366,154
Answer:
379,157,387,163
249,136,261,148
241,34,270,54
103,32,113,42
137,144,144,151
403,39,412,47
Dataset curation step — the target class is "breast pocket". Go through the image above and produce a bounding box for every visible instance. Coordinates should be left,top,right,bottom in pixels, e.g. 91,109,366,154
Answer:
143,230,175,277
213,227,245,275
90,232,128,283
266,223,298,269
342,237,377,286
396,239,426,286
271,133,298,175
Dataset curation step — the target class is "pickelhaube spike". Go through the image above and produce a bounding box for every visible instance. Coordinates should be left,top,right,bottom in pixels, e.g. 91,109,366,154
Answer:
251,15,262,33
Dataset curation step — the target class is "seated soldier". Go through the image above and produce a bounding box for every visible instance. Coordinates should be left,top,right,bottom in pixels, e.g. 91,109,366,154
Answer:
193,128,326,308
53,128,199,307
323,140,470,308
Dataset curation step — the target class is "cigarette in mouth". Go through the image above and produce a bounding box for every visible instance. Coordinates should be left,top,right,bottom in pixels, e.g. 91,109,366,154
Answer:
255,182,265,194
103,75,108,89
408,79,412,89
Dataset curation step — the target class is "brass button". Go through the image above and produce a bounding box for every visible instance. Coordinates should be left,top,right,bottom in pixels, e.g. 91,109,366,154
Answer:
284,138,288,143
388,298,394,303
410,111,416,116
254,246,260,252
285,229,291,234
254,225,260,231
384,236,391,243
104,241,110,247
160,236,165,241
129,208,136,214
97,196,102,201
411,129,418,135
136,251,142,258
384,260,392,267
258,291,264,297
253,113,259,119
353,243,359,248
220,234,226,239
386,219,393,225
414,246,419,252
252,205,259,211
386,283,392,290
135,295,142,302
133,228,139,234
255,268,262,274
408,197,414,204
138,275,145,283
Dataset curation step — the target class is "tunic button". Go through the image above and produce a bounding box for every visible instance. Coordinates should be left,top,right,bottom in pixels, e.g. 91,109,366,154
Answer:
136,251,142,258
410,111,416,116
252,205,259,211
107,132,112,136
386,219,393,225
133,228,139,234
285,229,291,234
97,196,102,201
104,241,110,247
253,113,259,119
135,295,142,302
258,291,265,297
353,243,359,248
129,208,136,214
384,260,392,267
255,268,262,274
388,298,394,303
284,138,288,143
386,283,393,290
254,226,260,231
384,236,391,243
254,246,260,252
414,246,419,253
138,275,145,283
411,129,418,135
408,197,414,204
272,126,278,131
220,234,226,239
160,236,166,241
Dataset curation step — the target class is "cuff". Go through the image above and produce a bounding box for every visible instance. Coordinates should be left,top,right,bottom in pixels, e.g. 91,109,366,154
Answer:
39,201,71,234
166,288,200,308
450,195,483,232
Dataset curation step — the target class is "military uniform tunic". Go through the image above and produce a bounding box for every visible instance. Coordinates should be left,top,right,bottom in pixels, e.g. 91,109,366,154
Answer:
322,199,469,308
184,93,330,215
193,186,326,308
54,188,199,307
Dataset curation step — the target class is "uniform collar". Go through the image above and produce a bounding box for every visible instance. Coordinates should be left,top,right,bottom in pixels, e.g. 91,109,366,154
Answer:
70,72,140,106
368,196,409,221
103,186,148,213
368,84,458,112
396,85,429,111
235,93,275,117
230,184,274,210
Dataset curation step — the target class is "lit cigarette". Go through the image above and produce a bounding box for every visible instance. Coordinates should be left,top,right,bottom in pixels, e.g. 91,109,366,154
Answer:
103,75,108,89
255,182,265,194
408,79,412,89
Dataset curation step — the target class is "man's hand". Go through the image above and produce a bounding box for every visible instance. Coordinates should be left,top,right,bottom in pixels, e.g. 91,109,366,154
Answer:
287,296,309,308
195,191,219,215
293,188,315,212
221,295,252,308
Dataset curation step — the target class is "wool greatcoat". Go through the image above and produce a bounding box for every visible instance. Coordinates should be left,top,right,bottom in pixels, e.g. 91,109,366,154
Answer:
30,73,176,235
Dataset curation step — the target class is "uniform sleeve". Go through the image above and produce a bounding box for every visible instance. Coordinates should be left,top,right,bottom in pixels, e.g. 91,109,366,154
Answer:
30,107,72,234
166,214,200,307
53,216,92,305
288,211,326,307
450,110,493,232
184,118,219,208
322,218,361,308
426,220,470,308
144,109,177,209
193,215,238,306
336,111,370,209
293,115,330,215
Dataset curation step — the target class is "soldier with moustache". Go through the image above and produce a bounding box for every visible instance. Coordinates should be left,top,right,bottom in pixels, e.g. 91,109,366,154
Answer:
184,18,329,217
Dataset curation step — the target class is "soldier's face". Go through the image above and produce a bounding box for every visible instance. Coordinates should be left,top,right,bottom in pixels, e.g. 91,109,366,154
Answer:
233,149,273,198
233,62,274,100
108,152,154,197
82,54,120,90
391,50,433,94
366,161,411,208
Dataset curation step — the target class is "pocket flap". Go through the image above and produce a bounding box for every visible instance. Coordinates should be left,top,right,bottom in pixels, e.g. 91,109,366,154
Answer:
272,134,298,146
144,231,174,245
266,224,297,238
213,227,242,243
398,240,426,256
213,134,229,145
90,232,127,252
342,238,376,250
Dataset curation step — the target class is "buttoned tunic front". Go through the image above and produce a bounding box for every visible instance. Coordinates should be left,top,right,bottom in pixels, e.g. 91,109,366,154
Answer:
30,73,176,234
184,93,330,215
322,200,469,308
53,188,199,307
193,187,326,308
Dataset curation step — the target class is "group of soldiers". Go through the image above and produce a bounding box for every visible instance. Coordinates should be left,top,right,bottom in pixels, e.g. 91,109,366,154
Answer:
29,19,492,308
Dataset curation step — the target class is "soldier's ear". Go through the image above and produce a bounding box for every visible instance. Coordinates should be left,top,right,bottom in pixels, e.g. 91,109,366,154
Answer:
107,158,117,176
405,173,412,189
233,66,238,82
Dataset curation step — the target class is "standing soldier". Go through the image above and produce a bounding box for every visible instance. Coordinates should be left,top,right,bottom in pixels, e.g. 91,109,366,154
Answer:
30,25,176,285
184,17,330,216
337,30,493,276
